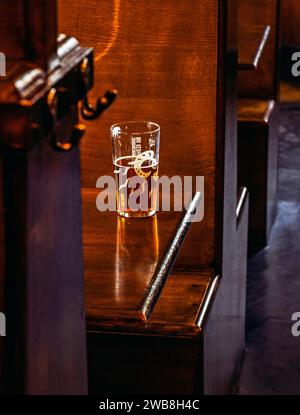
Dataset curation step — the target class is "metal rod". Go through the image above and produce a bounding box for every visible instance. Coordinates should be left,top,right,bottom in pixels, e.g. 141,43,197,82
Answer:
141,191,202,320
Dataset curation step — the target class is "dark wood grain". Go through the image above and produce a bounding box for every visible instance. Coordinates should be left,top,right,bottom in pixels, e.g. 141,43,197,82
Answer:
238,24,271,70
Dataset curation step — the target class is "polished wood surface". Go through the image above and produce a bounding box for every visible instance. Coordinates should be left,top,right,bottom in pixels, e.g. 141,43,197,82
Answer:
84,188,211,334
238,24,271,70
0,161,4,393
59,0,247,394
202,0,248,394
238,0,280,99
0,0,26,60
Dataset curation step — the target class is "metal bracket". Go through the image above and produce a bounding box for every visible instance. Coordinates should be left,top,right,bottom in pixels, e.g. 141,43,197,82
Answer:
80,57,117,120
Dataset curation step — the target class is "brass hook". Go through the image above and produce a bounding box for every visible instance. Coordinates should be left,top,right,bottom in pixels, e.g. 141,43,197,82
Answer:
47,87,85,152
80,57,117,120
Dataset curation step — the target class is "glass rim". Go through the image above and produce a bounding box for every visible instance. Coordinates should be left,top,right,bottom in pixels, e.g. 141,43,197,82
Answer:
110,121,160,136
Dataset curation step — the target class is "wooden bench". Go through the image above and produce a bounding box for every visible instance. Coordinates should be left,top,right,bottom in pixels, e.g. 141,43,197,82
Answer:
280,0,300,102
59,0,249,394
237,0,280,253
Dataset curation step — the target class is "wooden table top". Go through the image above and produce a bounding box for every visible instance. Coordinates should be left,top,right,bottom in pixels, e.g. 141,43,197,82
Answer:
82,189,213,336
238,25,271,70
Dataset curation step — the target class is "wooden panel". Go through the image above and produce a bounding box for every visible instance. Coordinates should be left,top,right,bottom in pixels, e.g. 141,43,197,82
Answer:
2,142,87,394
0,158,4,394
24,0,58,70
238,100,278,251
59,0,243,395
151,271,211,326
202,0,245,394
58,0,218,268
281,0,300,46
84,189,180,318
238,0,280,99
84,187,211,334
203,190,248,394
87,333,200,394
25,142,87,394
0,0,57,69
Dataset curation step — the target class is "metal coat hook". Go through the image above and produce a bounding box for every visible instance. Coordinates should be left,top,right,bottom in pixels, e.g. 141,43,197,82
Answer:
81,89,117,120
80,57,117,120
47,87,86,152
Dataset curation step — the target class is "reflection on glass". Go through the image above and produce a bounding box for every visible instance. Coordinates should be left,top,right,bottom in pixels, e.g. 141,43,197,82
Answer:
114,216,159,302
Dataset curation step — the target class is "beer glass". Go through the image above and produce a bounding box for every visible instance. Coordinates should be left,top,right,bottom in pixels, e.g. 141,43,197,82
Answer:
111,121,160,218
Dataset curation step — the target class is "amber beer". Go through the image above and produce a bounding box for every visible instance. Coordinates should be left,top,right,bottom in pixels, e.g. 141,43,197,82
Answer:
111,122,160,218
114,154,158,217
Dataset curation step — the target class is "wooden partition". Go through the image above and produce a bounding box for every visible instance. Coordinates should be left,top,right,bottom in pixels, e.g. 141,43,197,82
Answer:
237,0,280,252
59,0,248,394
59,0,218,269
0,0,88,394
281,0,300,47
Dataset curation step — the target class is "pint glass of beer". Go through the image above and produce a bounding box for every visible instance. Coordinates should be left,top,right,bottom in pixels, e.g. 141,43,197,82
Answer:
111,121,160,218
